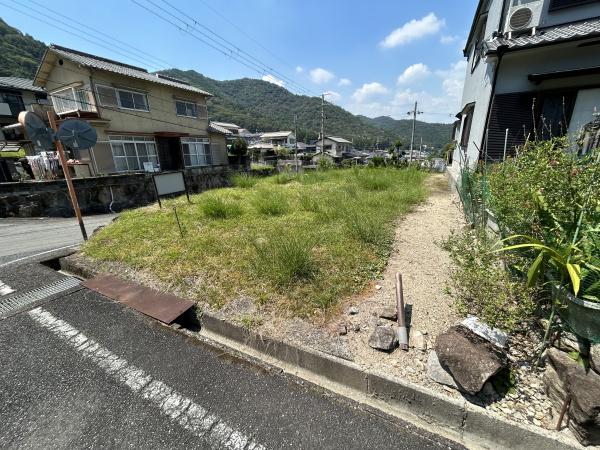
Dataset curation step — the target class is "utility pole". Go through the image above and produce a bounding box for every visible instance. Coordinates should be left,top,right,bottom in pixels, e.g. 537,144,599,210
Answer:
294,113,298,173
408,101,422,163
47,112,88,241
320,94,325,155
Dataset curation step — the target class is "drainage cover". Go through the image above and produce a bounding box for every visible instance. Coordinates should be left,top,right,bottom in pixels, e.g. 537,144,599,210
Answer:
83,274,194,324
0,280,15,296
0,277,81,319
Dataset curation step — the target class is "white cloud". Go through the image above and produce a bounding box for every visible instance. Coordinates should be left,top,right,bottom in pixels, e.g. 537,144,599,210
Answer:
344,60,467,124
296,66,304,73
338,78,352,87
262,74,285,87
380,13,445,48
309,67,335,84
440,35,459,45
351,82,389,102
397,63,431,85
324,90,341,102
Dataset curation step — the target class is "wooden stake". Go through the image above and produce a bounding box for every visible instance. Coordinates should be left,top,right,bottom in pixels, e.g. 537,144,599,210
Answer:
47,112,88,241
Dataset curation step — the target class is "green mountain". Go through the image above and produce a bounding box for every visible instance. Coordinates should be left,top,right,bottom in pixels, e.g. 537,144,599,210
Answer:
0,17,453,149
0,18,46,78
161,69,453,149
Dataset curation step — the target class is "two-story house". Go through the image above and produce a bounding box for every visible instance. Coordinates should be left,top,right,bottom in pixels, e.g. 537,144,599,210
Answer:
33,45,229,176
316,136,353,157
260,131,296,147
452,0,600,171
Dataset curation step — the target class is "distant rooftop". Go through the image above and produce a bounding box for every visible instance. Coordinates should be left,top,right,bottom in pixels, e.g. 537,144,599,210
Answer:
261,131,293,139
208,122,232,135
35,45,212,97
211,121,242,129
325,136,352,144
0,77,45,93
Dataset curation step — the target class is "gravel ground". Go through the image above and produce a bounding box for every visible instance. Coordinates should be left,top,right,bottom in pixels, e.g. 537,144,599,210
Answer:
336,174,466,394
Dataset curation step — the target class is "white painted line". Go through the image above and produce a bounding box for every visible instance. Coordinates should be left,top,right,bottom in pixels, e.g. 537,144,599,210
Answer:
0,245,79,269
28,307,265,450
0,280,14,296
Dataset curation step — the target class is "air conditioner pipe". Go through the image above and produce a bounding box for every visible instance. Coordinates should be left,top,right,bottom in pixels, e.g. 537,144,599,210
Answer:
395,273,409,351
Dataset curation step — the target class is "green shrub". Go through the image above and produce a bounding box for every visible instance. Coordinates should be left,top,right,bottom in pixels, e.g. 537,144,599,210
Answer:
252,189,289,216
253,232,316,285
442,229,538,332
368,156,386,167
317,158,335,170
231,173,258,188
201,195,243,219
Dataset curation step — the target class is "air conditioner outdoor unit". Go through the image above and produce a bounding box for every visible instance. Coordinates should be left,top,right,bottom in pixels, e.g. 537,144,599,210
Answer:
505,0,545,36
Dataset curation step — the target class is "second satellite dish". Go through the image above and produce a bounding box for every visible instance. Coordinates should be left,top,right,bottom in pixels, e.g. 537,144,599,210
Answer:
56,119,97,149
18,111,55,150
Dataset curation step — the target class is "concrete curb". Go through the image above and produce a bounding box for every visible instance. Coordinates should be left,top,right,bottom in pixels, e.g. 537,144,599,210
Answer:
59,255,579,450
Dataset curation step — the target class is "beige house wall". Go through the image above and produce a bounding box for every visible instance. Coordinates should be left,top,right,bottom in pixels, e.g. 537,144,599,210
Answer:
40,57,228,175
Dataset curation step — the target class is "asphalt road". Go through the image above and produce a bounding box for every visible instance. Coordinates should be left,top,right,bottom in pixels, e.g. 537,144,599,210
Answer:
0,214,115,263
0,223,462,449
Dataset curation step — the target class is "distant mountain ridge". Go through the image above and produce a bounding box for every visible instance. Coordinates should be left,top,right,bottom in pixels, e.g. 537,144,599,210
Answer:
160,69,453,149
0,17,453,149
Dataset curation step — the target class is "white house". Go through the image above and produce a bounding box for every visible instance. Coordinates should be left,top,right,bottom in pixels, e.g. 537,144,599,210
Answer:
260,131,296,147
452,0,600,172
316,136,353,157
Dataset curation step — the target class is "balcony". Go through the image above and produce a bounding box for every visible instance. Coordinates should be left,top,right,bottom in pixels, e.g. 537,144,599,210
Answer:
51,87,99,117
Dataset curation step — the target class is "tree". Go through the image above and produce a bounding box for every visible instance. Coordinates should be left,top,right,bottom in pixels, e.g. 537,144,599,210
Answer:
230,138,248,164
394,139,403,151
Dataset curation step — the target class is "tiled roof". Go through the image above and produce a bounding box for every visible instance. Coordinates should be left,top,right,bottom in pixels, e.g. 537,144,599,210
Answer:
208,122,232,135
327,136,352,144
211,121,241,129
0,77,45,93
485,18,600,54
43,45,212,97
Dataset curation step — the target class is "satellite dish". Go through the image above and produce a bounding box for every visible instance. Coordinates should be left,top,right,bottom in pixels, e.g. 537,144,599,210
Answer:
56,119,97,150
18,111,55,150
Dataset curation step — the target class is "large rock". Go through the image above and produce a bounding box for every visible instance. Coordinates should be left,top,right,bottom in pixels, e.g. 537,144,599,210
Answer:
546,348,600,446
590,343,600,374
427,351,458,389
435,325,507,395
368,326,398,351
378,306,397,321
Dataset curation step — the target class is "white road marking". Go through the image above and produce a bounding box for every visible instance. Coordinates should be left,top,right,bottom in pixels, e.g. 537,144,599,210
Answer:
0,280,14,296
28,307,265,450
0,245,79,268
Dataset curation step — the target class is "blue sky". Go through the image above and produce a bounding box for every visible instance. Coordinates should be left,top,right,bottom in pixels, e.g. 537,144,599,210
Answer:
2,0,478,123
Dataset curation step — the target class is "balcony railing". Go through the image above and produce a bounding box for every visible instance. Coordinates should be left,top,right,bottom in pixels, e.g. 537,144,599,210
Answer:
51,87,97,115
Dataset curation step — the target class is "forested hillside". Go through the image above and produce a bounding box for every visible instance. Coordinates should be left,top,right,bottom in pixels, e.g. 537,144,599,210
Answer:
0,18,46,78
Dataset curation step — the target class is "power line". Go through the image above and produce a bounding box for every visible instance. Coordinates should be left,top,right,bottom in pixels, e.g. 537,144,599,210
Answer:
157,0,314,96
4,1,165,72
25,0,174,70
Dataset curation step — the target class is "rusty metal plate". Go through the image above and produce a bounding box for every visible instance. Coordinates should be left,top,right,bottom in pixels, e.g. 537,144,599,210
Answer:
83,275,194,324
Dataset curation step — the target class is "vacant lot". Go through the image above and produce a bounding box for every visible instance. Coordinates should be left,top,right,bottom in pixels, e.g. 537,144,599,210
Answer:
83,168,428,317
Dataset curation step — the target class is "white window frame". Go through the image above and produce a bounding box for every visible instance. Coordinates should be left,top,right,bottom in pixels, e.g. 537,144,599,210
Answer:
96,84,149,112
181,137,212,167
109,135,158,172
175,100,198,118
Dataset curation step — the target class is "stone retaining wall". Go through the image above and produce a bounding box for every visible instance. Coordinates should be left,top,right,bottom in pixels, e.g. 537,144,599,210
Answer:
0,166,234,218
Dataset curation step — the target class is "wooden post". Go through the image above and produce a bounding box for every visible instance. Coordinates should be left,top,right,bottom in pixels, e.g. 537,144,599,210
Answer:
47,112,88,241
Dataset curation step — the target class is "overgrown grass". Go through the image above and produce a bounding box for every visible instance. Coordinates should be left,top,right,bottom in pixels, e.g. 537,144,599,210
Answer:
201,194,243,219
83,167,428,316
231,173,258,188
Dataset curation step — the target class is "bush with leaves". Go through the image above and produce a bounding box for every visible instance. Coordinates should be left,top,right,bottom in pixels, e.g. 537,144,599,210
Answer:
442,229,538,332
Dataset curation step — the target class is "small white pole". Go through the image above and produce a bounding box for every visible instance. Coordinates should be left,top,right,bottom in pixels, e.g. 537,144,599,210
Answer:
503,128,509,161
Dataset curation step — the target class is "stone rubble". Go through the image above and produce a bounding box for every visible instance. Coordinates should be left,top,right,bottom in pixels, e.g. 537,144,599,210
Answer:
368,326,398,351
